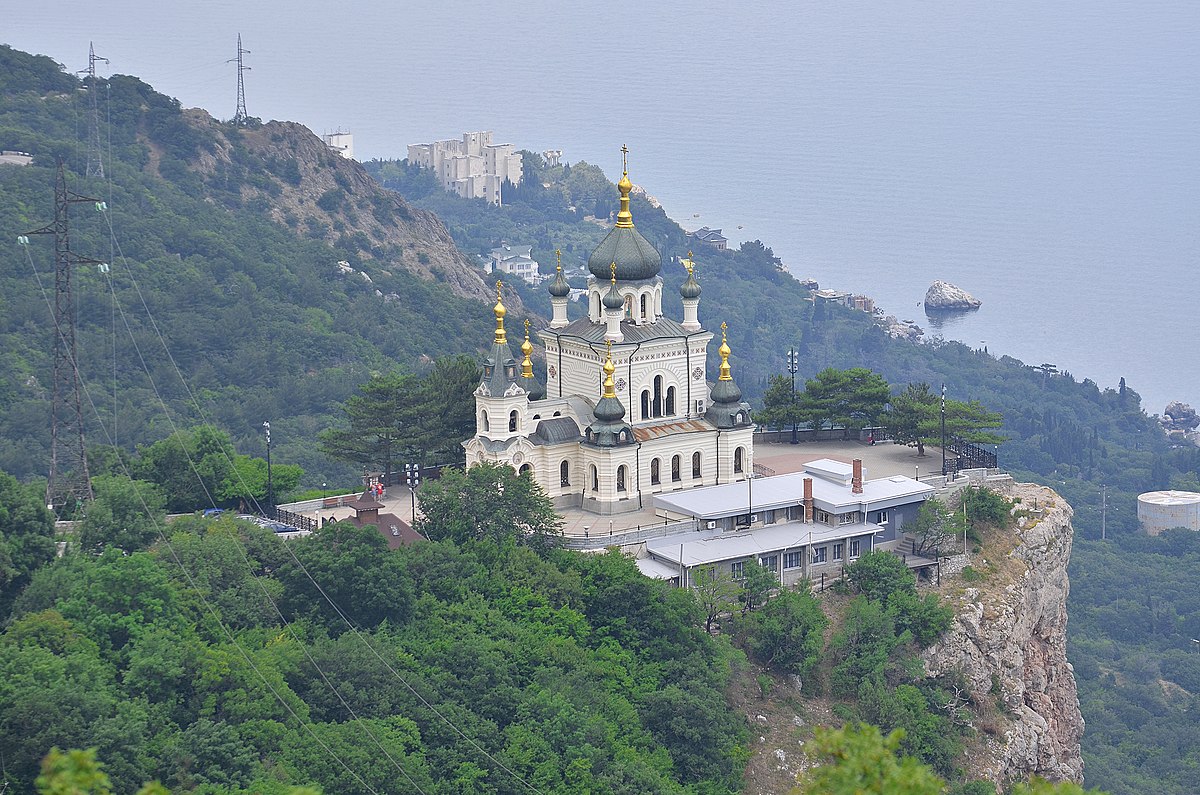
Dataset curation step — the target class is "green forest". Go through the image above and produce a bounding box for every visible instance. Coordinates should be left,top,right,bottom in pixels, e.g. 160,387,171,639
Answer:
1,43,1199,794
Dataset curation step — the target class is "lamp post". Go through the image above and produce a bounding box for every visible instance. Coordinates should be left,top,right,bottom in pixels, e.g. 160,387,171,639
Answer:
786,347,799,444
404,463,421,522
262,421,273,517
940,384,947,477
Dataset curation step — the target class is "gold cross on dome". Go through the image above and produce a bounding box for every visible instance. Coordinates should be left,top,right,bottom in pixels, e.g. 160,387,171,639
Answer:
620,144,629,175
524,318,530,334
610,261,617,282
495,280,503,300
555,248,562,270
721,321,728,338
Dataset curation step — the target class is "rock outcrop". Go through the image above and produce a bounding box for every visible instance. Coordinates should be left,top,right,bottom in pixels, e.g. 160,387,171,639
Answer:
924,482,1084,785
924,280,982,311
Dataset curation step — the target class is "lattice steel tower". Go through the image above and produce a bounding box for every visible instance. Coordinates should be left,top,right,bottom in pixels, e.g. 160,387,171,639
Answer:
24,162,105,512
230,33,251,124
79,42,109,178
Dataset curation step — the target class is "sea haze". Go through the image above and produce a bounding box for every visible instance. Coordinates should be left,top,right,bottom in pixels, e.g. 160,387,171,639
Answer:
7,0,1198,413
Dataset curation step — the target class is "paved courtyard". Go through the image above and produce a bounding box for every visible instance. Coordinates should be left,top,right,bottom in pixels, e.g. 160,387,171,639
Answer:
288,439,949,540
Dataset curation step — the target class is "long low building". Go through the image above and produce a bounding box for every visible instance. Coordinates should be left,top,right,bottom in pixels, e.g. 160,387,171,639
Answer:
639,458,934,587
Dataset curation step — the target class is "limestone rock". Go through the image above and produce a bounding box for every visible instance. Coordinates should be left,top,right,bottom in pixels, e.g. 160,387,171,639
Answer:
924,280,982,311
923,482,1084,786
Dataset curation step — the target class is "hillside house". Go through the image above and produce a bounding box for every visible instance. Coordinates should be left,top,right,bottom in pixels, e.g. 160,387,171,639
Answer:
688,226,728,251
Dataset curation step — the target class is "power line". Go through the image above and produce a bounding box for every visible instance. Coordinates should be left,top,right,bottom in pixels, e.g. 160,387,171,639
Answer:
78,42,109,179
228,33,251,125
19,162,107,513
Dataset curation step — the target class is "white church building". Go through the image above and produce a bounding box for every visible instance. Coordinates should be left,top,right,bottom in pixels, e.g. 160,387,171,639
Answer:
463,153,754,515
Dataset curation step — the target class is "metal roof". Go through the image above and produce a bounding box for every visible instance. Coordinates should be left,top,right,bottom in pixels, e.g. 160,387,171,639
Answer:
651,468,933,520
646,520,880,567
541,315,699,345
633,419,713,442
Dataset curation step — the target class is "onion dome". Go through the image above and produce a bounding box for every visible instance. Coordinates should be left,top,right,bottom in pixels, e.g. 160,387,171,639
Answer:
586,342,634,446
548,248,571,297
706,322,753,429
587,145,662,281
520,320,545,400
602,266,624,311
680,252,702,300
479,282,520,397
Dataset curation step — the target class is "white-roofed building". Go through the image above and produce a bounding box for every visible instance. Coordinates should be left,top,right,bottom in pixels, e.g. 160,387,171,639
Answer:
640,458,935,587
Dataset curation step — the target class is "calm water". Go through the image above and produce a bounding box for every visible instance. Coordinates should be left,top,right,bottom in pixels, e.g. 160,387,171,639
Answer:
9,1,1199,413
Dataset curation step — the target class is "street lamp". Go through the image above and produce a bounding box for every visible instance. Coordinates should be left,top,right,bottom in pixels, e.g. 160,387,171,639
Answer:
786,347,799,444
262,421,273,516
404,463,421,522
939,385,946,474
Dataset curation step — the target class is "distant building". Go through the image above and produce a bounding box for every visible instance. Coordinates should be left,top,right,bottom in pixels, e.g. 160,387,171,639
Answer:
407,131,523,206
688,226,728,251
0,150,33,166
486,244,543,284
1138,490,1200,535
322,131,354,160
543,149,563,167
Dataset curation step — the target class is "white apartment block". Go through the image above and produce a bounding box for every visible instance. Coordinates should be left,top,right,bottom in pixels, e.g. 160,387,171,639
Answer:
407,131,523,206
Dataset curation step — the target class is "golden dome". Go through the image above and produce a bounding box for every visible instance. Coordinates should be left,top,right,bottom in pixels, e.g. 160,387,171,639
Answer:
718,322,732,381
493,281,507,344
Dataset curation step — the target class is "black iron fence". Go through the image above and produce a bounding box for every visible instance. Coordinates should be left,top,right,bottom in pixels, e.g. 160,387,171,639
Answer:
268,506,317,533
945,437,998,475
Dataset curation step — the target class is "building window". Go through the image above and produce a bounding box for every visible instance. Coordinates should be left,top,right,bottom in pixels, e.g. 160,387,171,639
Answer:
617,465,627,493
651,458,660,485
815,510,831,525
734,446,744,473
849,539,861,559
641,390,651,420
666,385,676,415
730,561,745,578
761,554,778,570
640,293,648,320
560,460,570,487
876,510,889,524
671,454,681,482
784,551,802,569
480,410,489,432
839,512,856,525
653,375,663,418
591,465,598,492
508,410,519,432
692,451,702,479
519,463,532,476
833,543,844,561
811,546,827,565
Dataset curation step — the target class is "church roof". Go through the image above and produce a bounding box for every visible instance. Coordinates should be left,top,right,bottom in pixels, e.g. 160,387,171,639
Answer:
632,419,714,442
586,150,662,281
530,416,582,445
541,315,698,344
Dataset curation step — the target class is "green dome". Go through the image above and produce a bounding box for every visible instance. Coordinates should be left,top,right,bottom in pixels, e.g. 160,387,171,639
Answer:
710,377,743,405
603,281,624,310
588,226,662,281
680,269,702,300
548,268,571,297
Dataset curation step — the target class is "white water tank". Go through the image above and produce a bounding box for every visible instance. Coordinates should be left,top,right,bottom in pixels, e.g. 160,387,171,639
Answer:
1138,490,1200,536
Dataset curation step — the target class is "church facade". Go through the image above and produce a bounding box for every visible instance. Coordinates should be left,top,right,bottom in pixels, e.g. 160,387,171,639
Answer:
463,153,754,515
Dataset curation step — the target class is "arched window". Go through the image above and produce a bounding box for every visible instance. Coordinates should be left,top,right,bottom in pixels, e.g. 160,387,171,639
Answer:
653,375,663,418
481,410,490,432
734,446,744,473
692,451,702,479
519,463,532,476
617,465,627,492
671,454,681,482
641,390,651,421
591,465,599,492
651,458,661,485
592,292,600,318
560,460,570,487
508,410,519,432
624,295,634,320
640,293,648,321
666,385,676,416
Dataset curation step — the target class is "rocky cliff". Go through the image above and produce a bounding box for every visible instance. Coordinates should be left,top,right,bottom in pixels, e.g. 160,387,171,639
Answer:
924,481,1084,785
924,280,982,310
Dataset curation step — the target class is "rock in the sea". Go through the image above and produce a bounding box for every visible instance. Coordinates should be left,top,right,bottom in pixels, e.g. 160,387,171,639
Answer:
925,280,982,310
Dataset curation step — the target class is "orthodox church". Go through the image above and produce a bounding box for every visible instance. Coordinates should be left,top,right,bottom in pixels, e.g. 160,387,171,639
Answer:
463,151,754,515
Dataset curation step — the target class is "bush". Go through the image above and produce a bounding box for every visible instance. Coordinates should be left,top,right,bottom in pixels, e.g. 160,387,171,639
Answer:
843,550,916,606
737,586,828,675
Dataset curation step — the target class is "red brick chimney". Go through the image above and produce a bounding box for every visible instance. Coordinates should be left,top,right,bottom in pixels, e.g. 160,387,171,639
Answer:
803,477,814,522
852,459,864,495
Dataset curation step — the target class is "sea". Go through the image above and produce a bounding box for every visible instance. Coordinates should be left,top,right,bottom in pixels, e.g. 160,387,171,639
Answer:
8,0,1199,414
